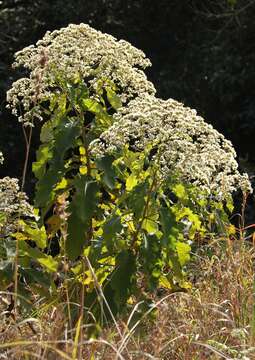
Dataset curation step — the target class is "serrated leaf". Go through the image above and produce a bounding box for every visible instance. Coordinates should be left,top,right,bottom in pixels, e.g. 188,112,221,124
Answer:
40,121,54,143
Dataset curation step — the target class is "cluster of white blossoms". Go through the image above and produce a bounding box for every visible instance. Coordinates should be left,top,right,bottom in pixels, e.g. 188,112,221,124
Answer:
0,177,34,236
6,24,251,198
91,94,251,198
7,23,155,125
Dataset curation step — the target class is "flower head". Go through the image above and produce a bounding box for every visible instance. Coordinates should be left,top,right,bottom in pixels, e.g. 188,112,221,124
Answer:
7,23,155,125
91,94,251,198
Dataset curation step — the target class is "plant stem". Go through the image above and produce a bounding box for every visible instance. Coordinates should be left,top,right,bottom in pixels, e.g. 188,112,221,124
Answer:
21,125,33,191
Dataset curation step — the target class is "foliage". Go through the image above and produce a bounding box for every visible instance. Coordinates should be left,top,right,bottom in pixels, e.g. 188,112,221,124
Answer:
1,238,254,359
1,23,251,331
1,0,255,188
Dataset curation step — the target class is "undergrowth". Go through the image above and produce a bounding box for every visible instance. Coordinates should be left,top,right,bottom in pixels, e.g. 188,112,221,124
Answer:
0,23,254,360
0,236,254,360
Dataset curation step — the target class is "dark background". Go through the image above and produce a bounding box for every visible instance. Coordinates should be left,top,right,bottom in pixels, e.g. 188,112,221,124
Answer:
1,0,255,197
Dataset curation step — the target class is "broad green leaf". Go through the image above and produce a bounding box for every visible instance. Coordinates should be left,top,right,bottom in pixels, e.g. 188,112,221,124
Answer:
176,241,191,266
142,218,158,234
160,207,177,246
32,144,52,179
127,184,147,220
66,176,99,260
106,87,122,110
35,119,81,208
96,156,116,189
16,220,47,248
172,183,187,201
126,174,138,191
110,250,136,306
82,98,104,114
19,241,58,272
103,215,122,250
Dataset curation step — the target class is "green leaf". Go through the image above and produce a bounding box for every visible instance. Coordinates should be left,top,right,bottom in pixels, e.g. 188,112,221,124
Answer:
82,98,104,114
110,250,136,306
126,174,138,191
35,119,81,208
160,207,177,246
127,183,147,220
32,144,52,179
106,88,122,110
19,242,58,272
20,221,47,249
66,176,99,260
176,241,191,266
142,219,158,234
96,156,116,189
40,121,54,143
172,183,187,201
103,215,122,250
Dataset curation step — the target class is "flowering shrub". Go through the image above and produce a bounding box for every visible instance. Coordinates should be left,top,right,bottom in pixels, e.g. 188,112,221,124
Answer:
7,23,155,125
3,24,251,326
91,94,251,199
0,154,56,303
0,177,34,236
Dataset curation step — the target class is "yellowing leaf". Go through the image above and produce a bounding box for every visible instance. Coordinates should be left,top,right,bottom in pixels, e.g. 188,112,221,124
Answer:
159,275,172,289
106,87,122,110
126,174,138,191
142,219,158,234
79,165,87,175
172,183,187,200
227,224,236,235
54,177,68,190
176,241,191,266
46,215,61,234
13,232,27,241
79,146,86,155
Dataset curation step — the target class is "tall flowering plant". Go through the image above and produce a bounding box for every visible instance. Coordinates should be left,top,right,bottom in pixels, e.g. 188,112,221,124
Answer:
4,24,251,324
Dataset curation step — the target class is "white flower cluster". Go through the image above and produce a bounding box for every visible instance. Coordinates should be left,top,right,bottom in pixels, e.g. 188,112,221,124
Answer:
7,23,155,125
91,94,251,198
0,177,34,236
6,24,251,197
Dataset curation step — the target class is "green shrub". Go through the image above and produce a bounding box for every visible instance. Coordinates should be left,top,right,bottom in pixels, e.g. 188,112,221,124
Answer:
3,24,251,327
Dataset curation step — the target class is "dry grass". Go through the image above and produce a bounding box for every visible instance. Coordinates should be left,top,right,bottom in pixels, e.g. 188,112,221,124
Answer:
0,238,254,360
